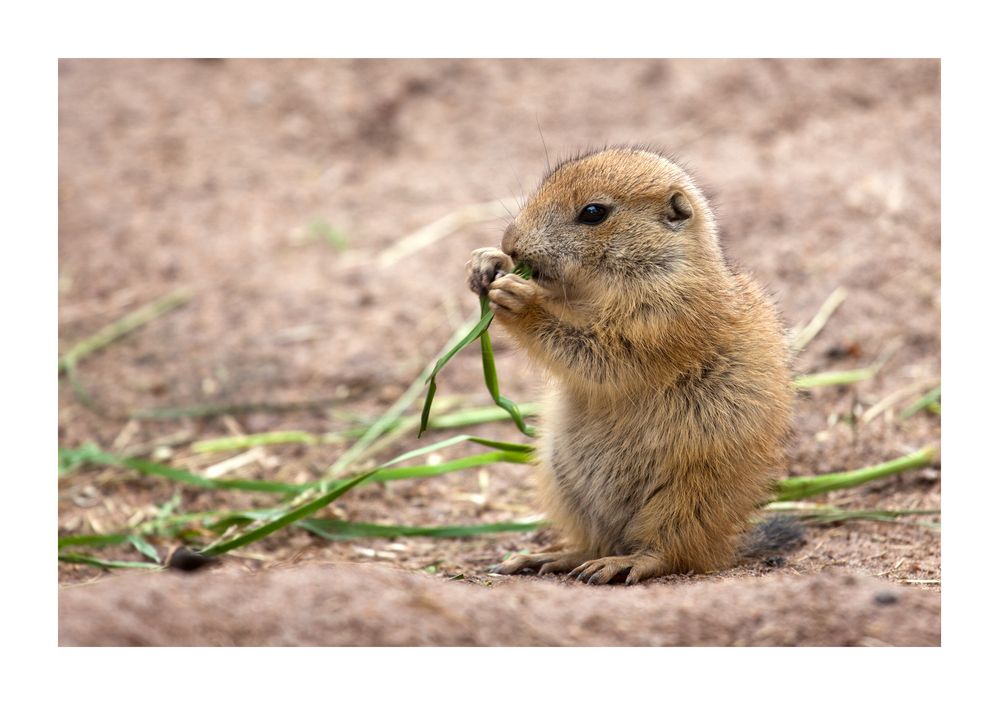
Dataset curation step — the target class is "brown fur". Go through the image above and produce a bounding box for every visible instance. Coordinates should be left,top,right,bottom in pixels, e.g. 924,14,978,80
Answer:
466,148,794,584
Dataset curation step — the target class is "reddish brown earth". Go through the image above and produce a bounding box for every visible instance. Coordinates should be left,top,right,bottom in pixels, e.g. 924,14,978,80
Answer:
59,564,938,646
58,59,940,646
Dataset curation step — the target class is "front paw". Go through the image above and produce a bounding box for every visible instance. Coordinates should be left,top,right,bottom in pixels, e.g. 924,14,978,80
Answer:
492,550,593,576
466,247,514,297
488,273,538,322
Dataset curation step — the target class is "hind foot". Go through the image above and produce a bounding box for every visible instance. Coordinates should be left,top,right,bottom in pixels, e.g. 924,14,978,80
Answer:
567,552,668,585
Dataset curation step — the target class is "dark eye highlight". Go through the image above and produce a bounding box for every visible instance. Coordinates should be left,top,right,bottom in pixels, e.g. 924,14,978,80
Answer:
577,203,610,225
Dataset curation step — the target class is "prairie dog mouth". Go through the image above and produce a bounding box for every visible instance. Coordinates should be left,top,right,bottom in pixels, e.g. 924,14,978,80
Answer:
515,259,551,286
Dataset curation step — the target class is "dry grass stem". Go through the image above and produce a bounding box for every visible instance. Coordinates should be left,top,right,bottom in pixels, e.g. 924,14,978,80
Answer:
861,378,941,425
789,287,848,355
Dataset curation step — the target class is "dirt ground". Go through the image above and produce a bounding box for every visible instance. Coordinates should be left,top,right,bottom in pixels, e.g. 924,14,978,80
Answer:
58,59,941,646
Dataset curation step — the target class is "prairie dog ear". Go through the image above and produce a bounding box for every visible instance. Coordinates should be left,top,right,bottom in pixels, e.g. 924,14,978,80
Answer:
664,190,693,228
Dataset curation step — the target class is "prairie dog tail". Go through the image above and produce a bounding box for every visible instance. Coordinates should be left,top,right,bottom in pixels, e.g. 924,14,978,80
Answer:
740,516,805,562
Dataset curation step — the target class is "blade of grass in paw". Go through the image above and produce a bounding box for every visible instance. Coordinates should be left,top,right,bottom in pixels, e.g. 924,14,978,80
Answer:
478,262,535,436
419,313,494,437
478,297,536,437
418,262,534,437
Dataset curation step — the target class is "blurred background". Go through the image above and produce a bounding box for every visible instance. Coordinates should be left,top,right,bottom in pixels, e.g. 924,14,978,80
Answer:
58,59,940,587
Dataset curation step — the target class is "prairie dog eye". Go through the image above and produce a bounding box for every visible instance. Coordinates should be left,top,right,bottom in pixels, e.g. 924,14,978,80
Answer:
577,203,610,225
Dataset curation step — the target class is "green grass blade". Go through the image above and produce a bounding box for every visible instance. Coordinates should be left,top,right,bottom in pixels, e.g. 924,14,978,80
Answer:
300,518,546,540
419,376,440,438
200,469,380,557
478,318,536,437
58,533,131,549
794,367,876,389
204,509,284,533
369,450,532,483
58,552,162,570
900,385,942,420
59,443,102,476
59,446,306,494
419,313,494,437
128,535,161,563
58,288,192,374
430,403,542,429
427,312,495,386
121,456,305,493
190,402,545,454
766,501,940,526
775,445,938,502
61,443,533,509
379,434,535,468
495,394,536,436
140,510,229,536
193,430,322,453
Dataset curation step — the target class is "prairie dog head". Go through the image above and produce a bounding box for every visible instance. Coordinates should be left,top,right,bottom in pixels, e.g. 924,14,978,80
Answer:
502,148,724,300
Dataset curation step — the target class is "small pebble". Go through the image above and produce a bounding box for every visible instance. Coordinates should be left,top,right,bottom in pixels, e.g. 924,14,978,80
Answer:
874,591,899,605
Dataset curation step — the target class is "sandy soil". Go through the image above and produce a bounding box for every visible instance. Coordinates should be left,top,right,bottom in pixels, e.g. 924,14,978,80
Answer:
58,59,940,646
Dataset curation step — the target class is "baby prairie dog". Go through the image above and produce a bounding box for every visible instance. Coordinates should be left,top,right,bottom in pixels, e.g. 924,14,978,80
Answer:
466,147,795,585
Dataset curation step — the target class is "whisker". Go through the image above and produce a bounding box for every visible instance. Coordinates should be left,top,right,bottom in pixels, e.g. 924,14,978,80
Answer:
536,114,552,175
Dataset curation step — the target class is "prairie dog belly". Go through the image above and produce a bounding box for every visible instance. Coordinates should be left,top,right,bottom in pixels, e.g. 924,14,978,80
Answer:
540,390,671,553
